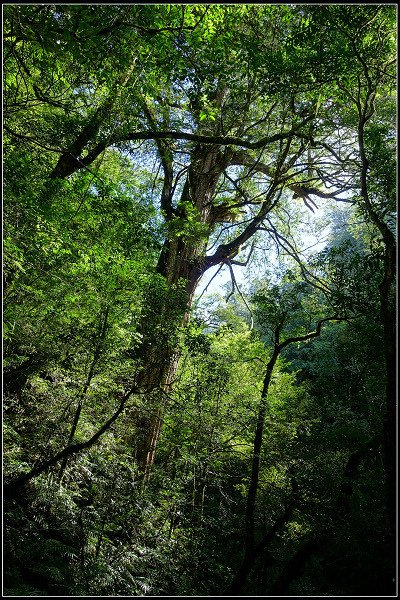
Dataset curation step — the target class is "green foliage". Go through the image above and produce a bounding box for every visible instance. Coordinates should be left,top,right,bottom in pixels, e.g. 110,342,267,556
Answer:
253,274,326,344
167,202,209,243
3,4,395,597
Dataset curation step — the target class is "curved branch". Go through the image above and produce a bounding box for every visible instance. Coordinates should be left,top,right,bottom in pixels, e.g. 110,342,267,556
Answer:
202,185,282,271
278,316,347,351
260,221,332,297
123,125,307,151
4,385,139,495
226,259,254,330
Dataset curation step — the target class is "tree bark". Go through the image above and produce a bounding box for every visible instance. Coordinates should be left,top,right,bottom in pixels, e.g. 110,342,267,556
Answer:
357,98,396,538
133,143,232,475
244,350,280,553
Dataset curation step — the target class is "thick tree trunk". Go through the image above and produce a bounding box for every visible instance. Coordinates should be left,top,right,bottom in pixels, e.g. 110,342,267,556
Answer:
136,350,181,480
134,144,230,476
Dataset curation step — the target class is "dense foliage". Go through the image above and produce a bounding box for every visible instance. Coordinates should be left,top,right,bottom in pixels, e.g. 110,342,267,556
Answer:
3,4,396,596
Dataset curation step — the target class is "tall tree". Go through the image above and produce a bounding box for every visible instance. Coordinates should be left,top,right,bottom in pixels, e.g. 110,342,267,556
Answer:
4,4,395,482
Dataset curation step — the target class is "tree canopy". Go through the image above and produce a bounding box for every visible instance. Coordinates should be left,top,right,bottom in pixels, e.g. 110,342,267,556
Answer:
3,4,396,596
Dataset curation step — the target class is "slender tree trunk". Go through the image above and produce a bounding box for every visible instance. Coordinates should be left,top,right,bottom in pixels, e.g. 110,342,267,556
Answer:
227,318,342,594
245,350,280,552
380,243,396,539
358,110,396,538
226,348,280,594
58,307,109,480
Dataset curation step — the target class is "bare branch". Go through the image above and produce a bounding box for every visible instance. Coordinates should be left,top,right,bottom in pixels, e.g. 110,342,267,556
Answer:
278,316,348,351
226,259,254,330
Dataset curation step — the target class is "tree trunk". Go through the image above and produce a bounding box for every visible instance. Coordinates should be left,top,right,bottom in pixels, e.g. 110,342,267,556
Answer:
226,349,280,594
58,307,109,480
226,318,343,594
244,351,279,552
358,108,396,539
134,144,231,475
380,243,396,539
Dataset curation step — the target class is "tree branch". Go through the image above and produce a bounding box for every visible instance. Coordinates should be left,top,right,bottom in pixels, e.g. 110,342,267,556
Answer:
226,259,254,330
123,125,307,151
4,385,139,494
278,316,347,351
